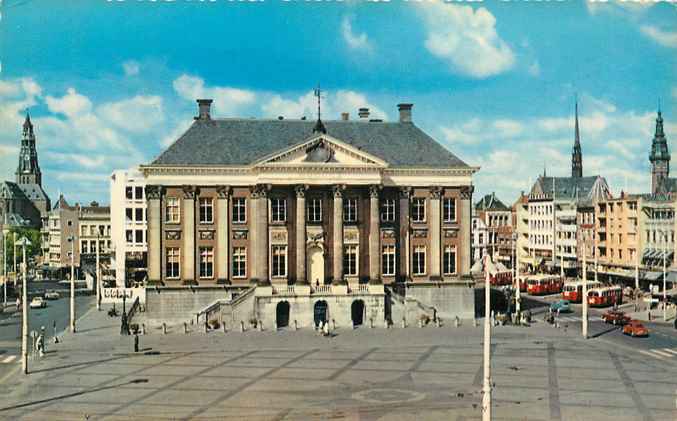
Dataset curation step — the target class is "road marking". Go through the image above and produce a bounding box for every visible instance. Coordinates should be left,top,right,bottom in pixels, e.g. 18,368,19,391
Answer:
662,349,677,356
652,350,674,358
638,350,666,360
1,355,16,364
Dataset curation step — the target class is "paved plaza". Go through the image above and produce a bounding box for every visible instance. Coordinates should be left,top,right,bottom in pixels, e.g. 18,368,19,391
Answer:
0,307,675,421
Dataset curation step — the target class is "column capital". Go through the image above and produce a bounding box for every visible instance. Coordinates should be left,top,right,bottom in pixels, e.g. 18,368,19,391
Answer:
399,187,412,199
430,186,442,199
182,185,197,199
216,185,231,199
146,185,163,200
251,184,271,199
369,185,381,199
332,184,346,198
460,186,474,200
295,184,309,198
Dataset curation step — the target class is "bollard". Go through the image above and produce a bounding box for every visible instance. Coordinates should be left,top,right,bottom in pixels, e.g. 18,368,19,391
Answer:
240,320,245,332
134,334,139,353
294,320,298,331
184,322,188,334
402,317,407,328
455,316,459,328
141,324,146,335
419,319,423,328
332,319,336,330
223,323,227,333
473,318,478,327
162,323,167,335
370,318,374,329
259,320,264,332
435,318,440,328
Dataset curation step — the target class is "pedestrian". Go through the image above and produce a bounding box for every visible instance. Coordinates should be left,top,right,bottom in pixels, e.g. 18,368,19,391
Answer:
15,297,20,311
134,334,139,353
323,320,330,337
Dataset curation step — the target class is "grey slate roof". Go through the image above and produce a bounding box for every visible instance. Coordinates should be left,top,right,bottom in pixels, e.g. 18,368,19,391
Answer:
18,183,49,202
0,181,26,200
152,119,469,168
530,175,611,203
475,192,509,211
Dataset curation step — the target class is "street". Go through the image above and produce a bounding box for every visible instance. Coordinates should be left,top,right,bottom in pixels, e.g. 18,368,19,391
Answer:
0,294,95,383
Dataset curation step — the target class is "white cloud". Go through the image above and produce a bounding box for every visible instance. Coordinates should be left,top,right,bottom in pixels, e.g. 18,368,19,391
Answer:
341,15,373,52
641,25,677,48
493,119,523,138
122,60,140,76
173,74,256,116
47,151,106,169
261,89,387,121
45,88,92,117
98,95,165,133
418,2,515,78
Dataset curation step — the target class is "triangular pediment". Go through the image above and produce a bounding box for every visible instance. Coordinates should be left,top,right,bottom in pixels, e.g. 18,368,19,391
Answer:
254,134,388,168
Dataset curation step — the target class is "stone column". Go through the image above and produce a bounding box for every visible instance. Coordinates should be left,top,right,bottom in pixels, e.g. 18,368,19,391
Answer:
146,185,162,283
216,186,230,283
182,186,196,282
399,188,411,281
295,185,307,284
430,187,442,279
460,186,473,276
332,185,344,284
369,185,381,283
251,185,269,283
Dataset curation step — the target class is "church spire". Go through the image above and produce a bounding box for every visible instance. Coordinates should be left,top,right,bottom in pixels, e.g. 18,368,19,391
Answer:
16,110,42,186
571,99,583,178
650,107,670,194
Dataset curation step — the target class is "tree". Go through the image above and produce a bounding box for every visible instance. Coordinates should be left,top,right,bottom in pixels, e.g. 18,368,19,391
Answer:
4,227,42,272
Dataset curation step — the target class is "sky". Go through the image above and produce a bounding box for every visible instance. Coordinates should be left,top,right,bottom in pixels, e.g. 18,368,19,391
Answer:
0,0,675,206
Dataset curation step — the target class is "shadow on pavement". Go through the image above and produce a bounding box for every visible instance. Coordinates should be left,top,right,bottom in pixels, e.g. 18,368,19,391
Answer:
0,379,149,412
28,355,128,375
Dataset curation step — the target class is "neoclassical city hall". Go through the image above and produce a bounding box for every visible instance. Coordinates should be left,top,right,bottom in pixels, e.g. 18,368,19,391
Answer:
140,99,477,328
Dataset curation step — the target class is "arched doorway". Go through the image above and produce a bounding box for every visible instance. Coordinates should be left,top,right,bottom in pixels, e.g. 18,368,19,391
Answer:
308,246,325,287
276,301,290,328
351,300,365,327
313,300,328,327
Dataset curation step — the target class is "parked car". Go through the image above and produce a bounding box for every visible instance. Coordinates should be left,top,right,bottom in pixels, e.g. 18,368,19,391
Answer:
602,310,631,325
29,297,47,309
550,299,571,313
44,290,60,300
623,320,649,337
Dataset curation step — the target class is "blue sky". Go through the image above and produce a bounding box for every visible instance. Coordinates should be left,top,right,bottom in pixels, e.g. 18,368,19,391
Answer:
0,0,675,205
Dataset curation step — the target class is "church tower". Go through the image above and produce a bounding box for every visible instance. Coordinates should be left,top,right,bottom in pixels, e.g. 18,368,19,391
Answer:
15,113,43,186
571,101,583,178
649,109,669,195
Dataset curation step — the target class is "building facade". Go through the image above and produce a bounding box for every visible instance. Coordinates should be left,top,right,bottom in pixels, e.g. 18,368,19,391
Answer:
473,192,511,266
110,169,148,287
140,100,477,327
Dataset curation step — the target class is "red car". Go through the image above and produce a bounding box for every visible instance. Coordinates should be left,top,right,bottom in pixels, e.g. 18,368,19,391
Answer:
622,320,649,337
601,310,631,326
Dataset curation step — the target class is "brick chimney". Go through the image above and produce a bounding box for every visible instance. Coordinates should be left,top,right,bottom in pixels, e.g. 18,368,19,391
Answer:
196,99,213,120
341,112,349,121
397,103,413,123
358,108,370,119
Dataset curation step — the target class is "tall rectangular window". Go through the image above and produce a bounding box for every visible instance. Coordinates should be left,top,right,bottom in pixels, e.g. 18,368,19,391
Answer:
381,199,395,222
443,198,456,223
125,187,133,200
199,247,214,278
166,197,180,223
135,208,143,222
126,230,133,243
343,198,358,223
233,198,246,223
271,198,287,223
81,241,88,254
343,245,358,276
413,246,426,275
443,246,457,275
271,246,287,277
412,198,426,223
135,186,143,200
135,230,143,244
125,208,133,222
199,198,214,224
307,198,322,222
232,247,247,278
166,248,180,278
382,245,396,276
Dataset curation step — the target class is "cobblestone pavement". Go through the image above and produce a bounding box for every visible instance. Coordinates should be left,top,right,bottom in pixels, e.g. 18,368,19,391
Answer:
0,307,675,420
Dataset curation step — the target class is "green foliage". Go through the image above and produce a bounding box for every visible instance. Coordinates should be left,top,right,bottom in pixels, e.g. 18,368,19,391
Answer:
4,227,42,270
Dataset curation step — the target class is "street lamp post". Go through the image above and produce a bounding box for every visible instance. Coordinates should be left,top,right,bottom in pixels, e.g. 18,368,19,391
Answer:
582,239,589,339
2,230,6,307
68,235,76,333
96,232,101,311
663,231,667,322
17,237,31,374
514,232,521,315
482,254,493,421
13,232,17,290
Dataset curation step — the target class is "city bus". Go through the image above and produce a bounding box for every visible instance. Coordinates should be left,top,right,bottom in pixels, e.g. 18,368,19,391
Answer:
587,285,623,307
562,280,602,303
526,274,564,295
